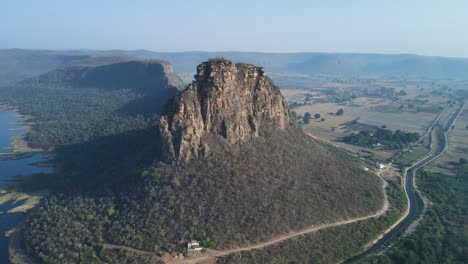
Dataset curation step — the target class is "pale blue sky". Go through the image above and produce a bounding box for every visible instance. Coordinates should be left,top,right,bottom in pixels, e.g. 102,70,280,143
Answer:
1,0,467,57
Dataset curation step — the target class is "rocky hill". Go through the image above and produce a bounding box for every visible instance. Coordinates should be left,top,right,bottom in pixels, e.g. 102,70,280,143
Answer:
22,59,384,264
21,56,183,94
159,58,289,161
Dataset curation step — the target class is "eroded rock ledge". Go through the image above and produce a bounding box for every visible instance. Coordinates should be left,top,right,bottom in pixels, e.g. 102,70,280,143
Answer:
159,58,290,161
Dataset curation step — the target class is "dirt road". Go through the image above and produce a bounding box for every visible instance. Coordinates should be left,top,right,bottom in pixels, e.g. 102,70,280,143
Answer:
103,168,390,264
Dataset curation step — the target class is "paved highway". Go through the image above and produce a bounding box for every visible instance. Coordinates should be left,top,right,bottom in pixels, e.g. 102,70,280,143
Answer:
346,100,464,263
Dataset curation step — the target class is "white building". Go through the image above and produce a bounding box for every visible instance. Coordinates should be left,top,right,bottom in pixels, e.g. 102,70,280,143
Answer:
187,240,203,256
378,164,385,169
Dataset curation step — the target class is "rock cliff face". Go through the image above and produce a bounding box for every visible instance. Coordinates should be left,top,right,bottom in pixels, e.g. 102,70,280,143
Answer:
159,58,290,161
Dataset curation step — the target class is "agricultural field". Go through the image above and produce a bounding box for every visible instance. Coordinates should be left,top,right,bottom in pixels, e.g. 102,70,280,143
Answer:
394,145,430,167
428,106,468,175
280,76,453,162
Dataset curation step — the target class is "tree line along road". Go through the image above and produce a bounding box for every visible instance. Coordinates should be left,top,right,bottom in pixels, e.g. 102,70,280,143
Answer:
345,99,465,263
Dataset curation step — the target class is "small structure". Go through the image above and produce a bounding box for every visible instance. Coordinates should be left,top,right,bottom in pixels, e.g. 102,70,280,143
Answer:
187,240,203,256
364,167,369,171
378,163,385,170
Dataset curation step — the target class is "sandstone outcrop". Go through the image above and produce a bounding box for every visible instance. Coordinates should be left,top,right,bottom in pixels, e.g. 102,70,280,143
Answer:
159,58,290,161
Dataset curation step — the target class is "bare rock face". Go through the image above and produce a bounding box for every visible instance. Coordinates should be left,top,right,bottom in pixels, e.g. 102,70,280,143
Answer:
159,58,290,161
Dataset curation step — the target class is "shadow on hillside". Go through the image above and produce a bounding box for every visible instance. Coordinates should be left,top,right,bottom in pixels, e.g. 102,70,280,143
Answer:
54,127,161,192
117,89,178,118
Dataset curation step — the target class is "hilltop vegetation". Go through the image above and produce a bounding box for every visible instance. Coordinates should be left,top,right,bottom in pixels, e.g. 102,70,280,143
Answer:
218,182,407,264
23,125,383,263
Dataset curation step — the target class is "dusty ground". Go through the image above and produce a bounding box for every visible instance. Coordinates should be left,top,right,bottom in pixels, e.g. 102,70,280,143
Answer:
379,164,403,185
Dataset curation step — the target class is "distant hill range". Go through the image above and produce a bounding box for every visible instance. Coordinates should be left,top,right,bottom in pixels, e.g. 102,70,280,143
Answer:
1,49,468,83
134,51,468,79
0,49,91,83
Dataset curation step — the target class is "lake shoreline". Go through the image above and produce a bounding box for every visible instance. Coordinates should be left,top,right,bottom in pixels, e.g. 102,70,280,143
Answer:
0,105,47,160
7,223,39,264
0,104,18,112
0,107,53,264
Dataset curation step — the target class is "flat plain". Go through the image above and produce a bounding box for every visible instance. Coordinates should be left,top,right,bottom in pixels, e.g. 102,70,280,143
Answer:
281,77,451,162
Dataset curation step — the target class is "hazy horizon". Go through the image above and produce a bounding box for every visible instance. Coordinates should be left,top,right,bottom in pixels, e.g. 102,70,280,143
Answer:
2,0,468,58
5,48,468,60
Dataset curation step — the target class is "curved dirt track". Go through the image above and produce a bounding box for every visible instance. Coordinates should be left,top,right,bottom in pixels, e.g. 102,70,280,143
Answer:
174,190,388,264
103,160,390,264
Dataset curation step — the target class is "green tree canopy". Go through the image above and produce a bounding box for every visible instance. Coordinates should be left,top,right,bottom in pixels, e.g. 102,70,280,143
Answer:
303,112,312,124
